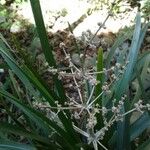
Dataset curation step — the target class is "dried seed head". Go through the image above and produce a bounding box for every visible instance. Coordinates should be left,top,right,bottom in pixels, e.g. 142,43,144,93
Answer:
59,42,65,48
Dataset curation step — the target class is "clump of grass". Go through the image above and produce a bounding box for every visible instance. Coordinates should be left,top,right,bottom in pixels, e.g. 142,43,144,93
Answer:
0,0,150,150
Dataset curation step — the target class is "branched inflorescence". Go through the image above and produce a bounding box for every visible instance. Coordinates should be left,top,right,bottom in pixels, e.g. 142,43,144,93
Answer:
32,42,149,150
32,1,149,150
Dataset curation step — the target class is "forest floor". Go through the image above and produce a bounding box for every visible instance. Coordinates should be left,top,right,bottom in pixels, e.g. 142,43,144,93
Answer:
0,0,150,99
0,0,150,98
8,0,138,35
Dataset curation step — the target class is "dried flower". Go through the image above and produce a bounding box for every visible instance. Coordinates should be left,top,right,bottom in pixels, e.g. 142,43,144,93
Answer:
134,100,144,113
86,114,97,129
112,106,120,113
74,111,80,119
146,104,150,111
97,22,102,26
115,63,121,68
102,107,108,115
59,42,66,48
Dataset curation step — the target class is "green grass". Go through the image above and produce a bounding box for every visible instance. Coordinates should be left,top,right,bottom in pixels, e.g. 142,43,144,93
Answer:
0,1,150,149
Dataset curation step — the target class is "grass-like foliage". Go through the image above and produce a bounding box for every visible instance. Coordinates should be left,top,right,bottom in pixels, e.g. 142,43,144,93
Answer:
0,0,150,150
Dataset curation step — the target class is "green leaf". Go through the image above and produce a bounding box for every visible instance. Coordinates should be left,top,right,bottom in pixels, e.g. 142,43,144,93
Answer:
0,89,54,134
136,138,150,150
95,47,104,129
0,89,79,149
29,0,66,100
9,70,22,100
1,2,79,143
131,53,150,107
95,47,103,103
105,28,132,68
115,12,141,100
115,13,141,150
136,59,149,101
0,63,8,69
130,54,150,108
29,0,55,67
0,98,24,128
0,140,36,150
0,44,80,147
21,65,80,146
0,124,61,149
0,46,56,106
137,51,150,70
0,123,50,145
131,50,150,82
130,112,150,141
0,39,38,100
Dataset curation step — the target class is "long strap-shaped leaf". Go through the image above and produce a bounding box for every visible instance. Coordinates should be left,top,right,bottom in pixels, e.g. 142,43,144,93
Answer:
95,48,104,129
105,17,149,149
0,47,56,105
115,12,141,150
0,46,80,145
115,12,141,100
105,28,132,68
95,48,103,103
0,139,36,150
136,137,150,150
0,125,62,149
0,123,50,146
0,89,78,150
0,39,37,100
29,0,66,101
130,112,150,141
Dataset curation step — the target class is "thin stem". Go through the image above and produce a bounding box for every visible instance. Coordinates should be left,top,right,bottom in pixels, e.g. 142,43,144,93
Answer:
93,141,98,150
88,92,104,108
66,94,80,105
86,69,112,75
71,68,83,103
86,85,96,105
89,14,110,44
35,105,81,110
97,141,108,150
89,0,117,44
73,125,89,138
122,108,136,116
61,47,83,104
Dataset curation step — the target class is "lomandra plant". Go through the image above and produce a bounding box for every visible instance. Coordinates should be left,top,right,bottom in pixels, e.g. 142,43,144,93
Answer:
0,0,150,150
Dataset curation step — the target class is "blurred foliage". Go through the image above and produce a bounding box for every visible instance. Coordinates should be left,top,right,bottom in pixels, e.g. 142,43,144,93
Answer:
141,0,150,20
126,0,141,8
126,0,150,20
0,0,27,6
82,0,150,20
85,0,121,13
60,8,68,17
